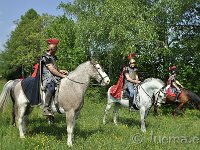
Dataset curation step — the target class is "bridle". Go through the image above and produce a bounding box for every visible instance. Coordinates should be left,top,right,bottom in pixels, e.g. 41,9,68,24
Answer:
90,61,109,85
138,84,166,104
154,86,166,105
65,61,108,85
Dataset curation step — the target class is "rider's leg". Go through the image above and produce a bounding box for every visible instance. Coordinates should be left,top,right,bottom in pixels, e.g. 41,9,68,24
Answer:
175,90,181,102
127,85,135,111
43,82,55,116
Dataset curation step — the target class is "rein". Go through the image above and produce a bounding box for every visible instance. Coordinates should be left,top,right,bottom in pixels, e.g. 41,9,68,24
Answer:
90,61,109,85
65,76,86,85
138,84,165,102
64,61,108,85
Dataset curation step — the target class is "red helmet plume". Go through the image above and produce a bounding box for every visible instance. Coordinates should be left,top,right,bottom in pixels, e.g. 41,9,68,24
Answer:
127,53,136,60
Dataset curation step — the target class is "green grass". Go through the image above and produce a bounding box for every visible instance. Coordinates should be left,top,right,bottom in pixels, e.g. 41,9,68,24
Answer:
0,80,199,150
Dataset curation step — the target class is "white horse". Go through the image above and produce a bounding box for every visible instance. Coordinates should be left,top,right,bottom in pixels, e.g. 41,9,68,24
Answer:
103,78,166,132
0,60,110,146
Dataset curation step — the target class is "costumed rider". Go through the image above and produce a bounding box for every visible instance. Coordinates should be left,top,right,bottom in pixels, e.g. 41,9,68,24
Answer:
124,53,141,112
167,65,184,102
41,38,68,116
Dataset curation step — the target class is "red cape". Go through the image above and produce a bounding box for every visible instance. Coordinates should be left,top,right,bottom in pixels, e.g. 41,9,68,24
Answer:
31,63,39,78
110,68,125,99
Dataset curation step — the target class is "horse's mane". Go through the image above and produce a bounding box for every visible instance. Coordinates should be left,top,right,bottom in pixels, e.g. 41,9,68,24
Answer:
68,61,90,76
142,78,165,86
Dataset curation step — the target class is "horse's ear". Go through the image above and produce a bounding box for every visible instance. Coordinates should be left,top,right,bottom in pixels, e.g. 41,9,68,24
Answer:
90,58,97,64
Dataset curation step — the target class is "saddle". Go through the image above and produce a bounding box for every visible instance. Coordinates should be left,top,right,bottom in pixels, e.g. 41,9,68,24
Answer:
166,87,184,98
122,89,130,99
122,88,139,110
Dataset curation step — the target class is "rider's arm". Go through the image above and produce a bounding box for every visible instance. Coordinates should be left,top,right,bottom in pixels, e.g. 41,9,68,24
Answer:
135,74,139,81
46,64,66,78
172,82,180,91
125,73,141,84
175,80,184,88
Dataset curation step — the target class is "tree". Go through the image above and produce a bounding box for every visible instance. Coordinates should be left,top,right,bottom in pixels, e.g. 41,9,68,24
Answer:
0,9,44,79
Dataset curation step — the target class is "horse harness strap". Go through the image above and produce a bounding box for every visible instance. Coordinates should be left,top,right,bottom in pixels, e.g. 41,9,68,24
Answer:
138,84,152,99
65,76,86,85
90,61,109,85
138,84,165,103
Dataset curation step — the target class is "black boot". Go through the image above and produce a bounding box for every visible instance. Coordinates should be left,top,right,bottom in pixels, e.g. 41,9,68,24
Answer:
43,90,53,116
129,97,135,112
175,92,181,102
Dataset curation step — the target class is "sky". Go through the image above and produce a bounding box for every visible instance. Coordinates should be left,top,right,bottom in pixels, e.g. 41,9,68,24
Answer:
0,0,73,51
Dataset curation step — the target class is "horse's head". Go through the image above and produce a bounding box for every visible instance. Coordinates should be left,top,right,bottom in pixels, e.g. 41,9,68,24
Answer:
89,59,110,86
142,78,166,107
154,86,168,107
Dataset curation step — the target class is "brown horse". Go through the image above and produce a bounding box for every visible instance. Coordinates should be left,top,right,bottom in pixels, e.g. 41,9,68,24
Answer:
154,89,200,117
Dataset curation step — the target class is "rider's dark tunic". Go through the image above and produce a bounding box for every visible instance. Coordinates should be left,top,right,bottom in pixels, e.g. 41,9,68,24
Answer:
41,53,61,94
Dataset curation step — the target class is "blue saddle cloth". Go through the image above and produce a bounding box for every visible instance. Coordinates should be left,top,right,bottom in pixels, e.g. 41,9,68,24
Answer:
21,71,41,106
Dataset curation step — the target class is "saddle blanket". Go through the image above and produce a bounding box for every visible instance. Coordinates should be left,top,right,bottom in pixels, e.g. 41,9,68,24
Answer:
166,88,184,98
21,77,41,106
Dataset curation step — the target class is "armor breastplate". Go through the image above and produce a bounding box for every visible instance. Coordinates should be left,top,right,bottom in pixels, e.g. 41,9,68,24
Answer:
124,66,137,88
41,54,61,90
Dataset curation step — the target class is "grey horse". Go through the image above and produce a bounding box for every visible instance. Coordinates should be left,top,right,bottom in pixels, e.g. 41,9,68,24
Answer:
103,78,166,132
0,60,110,146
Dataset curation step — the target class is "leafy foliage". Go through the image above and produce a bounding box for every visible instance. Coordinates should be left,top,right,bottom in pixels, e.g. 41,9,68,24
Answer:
0,0,200,92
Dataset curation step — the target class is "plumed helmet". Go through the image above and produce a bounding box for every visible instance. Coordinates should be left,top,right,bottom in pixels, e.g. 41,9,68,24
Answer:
47,38,59,45
127,52,136,60
129,58,136,63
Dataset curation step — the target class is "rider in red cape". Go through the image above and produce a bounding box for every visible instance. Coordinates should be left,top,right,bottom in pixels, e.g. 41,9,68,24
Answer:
110,53,136,99
110,52,141,111
167,65,184,102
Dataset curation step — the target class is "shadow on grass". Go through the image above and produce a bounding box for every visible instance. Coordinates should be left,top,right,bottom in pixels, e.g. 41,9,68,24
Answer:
119,116,141,128
27,114,104,141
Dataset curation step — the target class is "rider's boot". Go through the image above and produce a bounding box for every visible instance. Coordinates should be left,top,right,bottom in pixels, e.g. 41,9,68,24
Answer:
43,91,53,116
129,97,136,112
175,92,181,103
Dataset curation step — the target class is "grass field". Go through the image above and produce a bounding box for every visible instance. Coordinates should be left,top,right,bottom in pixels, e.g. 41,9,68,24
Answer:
0,79,199,150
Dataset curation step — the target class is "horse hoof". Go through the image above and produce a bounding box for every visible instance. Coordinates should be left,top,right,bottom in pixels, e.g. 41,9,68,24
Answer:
141,129,146,133
103,121,106,125
67,142,73,147
20,135,25,138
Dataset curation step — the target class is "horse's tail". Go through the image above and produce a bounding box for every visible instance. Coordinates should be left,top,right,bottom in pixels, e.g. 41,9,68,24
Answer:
188,90,200,110
0,80,15,111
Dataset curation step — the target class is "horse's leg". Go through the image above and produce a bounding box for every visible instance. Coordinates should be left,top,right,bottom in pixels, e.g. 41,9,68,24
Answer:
47,116,55,125
17,104,28,138
22,106,33,134
11,98,16,126
66,110,76,147
173,103,184,117
153,105,158,116
140,106,146,132
181,106,186,114
103,102,113,124
10,88,16,126
144,107,150,119
113,103,119,125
